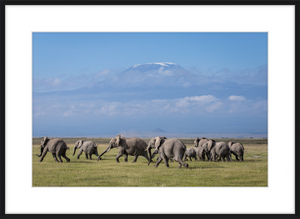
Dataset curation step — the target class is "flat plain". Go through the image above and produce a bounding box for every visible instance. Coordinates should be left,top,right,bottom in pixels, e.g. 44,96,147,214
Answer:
32,138,267,187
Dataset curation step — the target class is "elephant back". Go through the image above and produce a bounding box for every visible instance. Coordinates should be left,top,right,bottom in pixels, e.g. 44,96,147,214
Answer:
125,137,148,156
83,141,96,152
129,137,148,149
215,142,230,154
198,138,209,148
233,142,244,152
47,139,68,154
186,148,195,156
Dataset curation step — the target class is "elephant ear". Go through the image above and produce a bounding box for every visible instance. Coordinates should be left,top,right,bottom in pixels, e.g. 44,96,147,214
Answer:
194,137,200,147
155,137,162,149
207,140,215,151
241,143,245,151
116,135,121,146
41,137,49,147
228,141,233,147
77,140,83,148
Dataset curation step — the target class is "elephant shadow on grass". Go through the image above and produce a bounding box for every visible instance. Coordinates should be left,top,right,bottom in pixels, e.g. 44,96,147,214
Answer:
73,161,95,164
188,166,226,170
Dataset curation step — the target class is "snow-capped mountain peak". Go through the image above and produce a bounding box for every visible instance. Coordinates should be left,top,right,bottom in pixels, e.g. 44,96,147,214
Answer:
133,62,177,68
124,62,185,74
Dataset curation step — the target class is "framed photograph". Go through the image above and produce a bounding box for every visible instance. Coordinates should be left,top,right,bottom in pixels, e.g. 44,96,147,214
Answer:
2,1,299,218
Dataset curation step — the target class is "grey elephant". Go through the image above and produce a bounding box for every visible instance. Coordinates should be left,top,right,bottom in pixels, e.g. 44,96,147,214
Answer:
36,137,70,163
194,137,210,160
194,137,210,161
146,137,188,168
228,141,244,161
203,140,231,162
183,148,197,161
73,140,99,160
150,145,174,162
97,134,150,163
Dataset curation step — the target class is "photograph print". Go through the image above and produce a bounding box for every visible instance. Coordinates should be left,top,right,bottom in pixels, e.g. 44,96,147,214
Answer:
32,32,268,187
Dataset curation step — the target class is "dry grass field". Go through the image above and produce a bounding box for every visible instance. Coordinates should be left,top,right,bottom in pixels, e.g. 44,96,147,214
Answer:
32,138,267,187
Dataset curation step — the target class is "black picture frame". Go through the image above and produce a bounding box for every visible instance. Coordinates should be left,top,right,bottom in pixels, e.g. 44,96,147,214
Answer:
1,1,299,219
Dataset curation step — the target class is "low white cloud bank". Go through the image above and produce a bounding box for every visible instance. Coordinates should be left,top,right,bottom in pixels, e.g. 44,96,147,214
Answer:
33,95,267,118
228,95,246,101
33,69,114,92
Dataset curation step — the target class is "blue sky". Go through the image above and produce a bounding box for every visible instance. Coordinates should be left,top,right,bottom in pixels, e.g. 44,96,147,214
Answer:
33,32,268,137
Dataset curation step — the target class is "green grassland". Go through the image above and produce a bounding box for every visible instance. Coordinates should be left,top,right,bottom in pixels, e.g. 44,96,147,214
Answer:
32,138,268,187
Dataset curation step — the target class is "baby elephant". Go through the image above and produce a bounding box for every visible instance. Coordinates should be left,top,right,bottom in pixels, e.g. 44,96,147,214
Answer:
36,137,70,163
228,141,244,161
209,142,231,162
73,140,99,160
183,148,198,161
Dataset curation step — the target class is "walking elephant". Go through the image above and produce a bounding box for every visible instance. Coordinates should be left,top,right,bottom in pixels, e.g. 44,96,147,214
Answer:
36,137,70,163
97,135,150,163
183,148,197,161
146,137,188,168
73,140,99,160
194,137,210,161
205,141,231,162
150,144,174,162
228,141,244,161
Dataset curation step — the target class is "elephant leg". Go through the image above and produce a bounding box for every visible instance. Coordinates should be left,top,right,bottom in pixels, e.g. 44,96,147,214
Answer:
178,159,188,168
236,152,242,161
132,155,138,163
232,151,239,161
209,154,213,162
221,156,225,162
154,157,163,168
85,153,89,159
52,153,59,162
57,154,63,163
240,154,244,161
77,149,83,159
227,155,231,162
151,154,156,160
116,149,125,163
189,157,192,161
162,156,169,168
38,149,48,162
143,151,150,162
89,154,92,160
169,159,174,162
205,152,209,161
183,154,187,161
124,153,128,162
62,152,70,162
235,154,239,161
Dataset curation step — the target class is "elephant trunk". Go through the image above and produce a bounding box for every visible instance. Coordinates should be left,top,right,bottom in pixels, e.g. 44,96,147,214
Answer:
147,148,152,166
73,147,77,156
97,145,111,161
94,149,99,157
36,147,43,157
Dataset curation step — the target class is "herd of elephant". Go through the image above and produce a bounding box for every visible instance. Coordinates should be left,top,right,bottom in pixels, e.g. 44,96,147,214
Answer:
36,135,245,168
